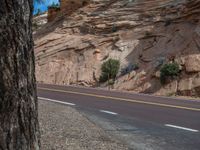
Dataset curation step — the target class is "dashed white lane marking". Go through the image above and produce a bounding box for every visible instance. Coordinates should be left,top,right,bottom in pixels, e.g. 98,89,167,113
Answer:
100,110,118,115
165,124,199,132
38,97,76,106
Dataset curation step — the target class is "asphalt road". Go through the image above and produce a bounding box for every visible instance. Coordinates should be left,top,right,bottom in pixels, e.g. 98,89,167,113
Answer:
37,83,200,150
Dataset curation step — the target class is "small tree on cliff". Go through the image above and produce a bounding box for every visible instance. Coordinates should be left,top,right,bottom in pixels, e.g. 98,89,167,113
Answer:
160,62,180,84
100,59,120,82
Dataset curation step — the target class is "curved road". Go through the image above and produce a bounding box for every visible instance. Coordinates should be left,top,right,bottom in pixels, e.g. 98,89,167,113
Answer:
37,83,200,150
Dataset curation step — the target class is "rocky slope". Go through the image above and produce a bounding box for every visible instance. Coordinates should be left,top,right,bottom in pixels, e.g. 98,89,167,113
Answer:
34,0,200,96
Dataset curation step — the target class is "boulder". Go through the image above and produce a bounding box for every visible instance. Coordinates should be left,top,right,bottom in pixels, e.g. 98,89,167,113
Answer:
47,7,60,22
178,73,200,96
178,78,193,91
114,70,146,91
60,0,90,14
192,73,200,96
192,73,200,88
185,55,200,73
155,80,178,96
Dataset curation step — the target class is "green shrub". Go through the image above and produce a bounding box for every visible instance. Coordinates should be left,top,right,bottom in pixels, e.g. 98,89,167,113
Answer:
160,62,180,84
99,59,120,82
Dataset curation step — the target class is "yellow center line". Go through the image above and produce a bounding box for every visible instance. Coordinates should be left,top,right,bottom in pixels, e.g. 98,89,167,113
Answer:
38,87,200,112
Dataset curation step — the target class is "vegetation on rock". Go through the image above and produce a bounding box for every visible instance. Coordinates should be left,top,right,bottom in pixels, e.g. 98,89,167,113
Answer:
100,59,120,82
160,62,180,84
35,0,200,96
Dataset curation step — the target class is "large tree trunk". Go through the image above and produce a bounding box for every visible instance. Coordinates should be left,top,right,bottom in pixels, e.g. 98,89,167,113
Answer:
0,0,40,150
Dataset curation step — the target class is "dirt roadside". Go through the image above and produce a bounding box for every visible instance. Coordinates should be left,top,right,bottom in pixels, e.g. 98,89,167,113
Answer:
39,100,128,150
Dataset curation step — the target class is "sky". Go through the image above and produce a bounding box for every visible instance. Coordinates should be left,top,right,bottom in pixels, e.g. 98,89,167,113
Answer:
33,0,59,14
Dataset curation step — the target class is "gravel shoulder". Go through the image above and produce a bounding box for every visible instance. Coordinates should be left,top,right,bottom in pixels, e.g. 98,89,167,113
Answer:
39,100,128,150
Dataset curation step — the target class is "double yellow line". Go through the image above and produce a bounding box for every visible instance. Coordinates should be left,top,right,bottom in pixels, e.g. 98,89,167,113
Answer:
38,87,200,112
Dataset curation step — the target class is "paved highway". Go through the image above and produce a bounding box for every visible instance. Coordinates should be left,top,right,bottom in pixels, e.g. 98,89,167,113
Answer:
37,83,200,150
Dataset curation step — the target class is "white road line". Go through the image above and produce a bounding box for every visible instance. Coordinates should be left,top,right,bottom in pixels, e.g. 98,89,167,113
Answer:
38,97,76,106
100,110,118,115
165,124,199,132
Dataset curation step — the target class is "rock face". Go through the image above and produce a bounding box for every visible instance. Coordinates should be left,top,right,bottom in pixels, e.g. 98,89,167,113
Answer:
47,7,60,22
185,55,200,73
47,0,90,22
60,0,90,11
178,73,200,96
34,0,200,96
33,13,47,31
156,80,178,96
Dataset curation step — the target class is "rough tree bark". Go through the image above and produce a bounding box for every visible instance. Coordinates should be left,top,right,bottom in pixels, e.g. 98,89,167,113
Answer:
0,0,40,150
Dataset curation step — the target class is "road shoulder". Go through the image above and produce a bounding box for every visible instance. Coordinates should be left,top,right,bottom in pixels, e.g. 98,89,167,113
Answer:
39,100,128,150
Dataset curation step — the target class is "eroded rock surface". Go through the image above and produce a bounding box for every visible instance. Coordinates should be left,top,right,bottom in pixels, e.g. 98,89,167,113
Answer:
34,0,200,96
